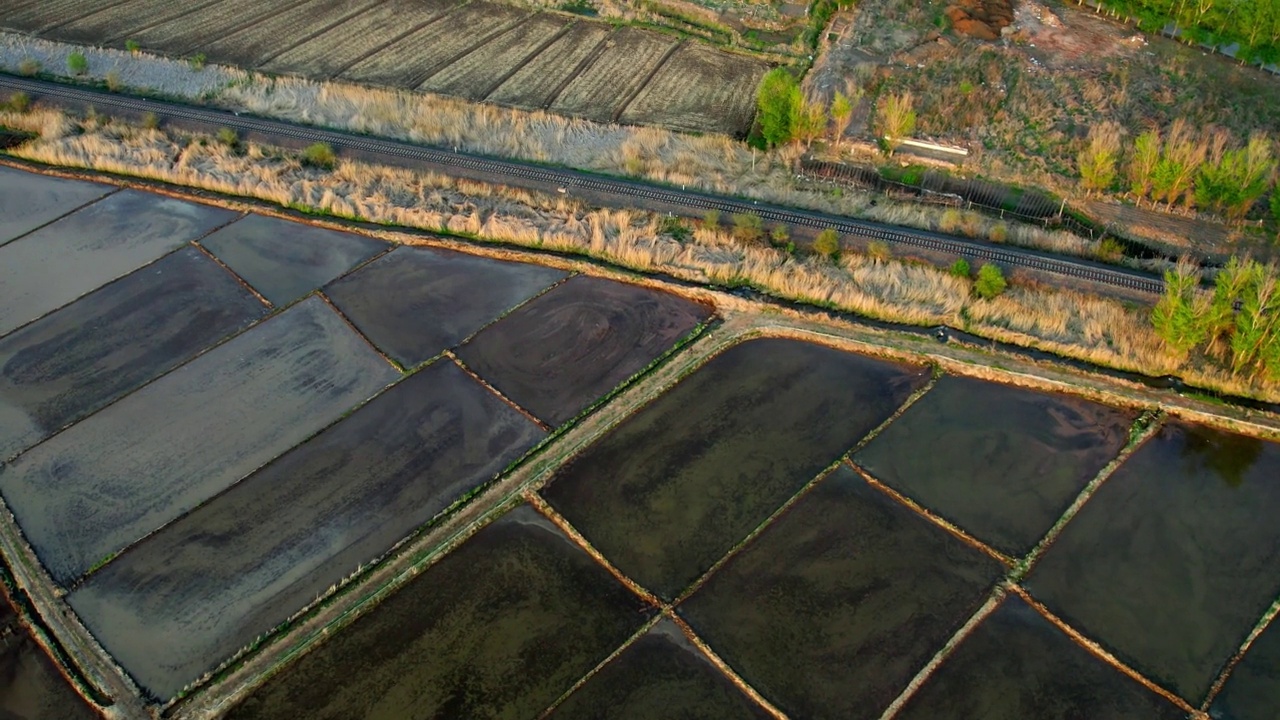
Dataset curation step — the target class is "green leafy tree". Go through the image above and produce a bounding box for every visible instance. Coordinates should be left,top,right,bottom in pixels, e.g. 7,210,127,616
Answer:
1078,121,1122,196
829,90,854,145
876,92,916,157
1128,129,1161,203
1151,259,1209,359
813,228,840,259
789,92,827,150
974,263,1007,299
757,68,798,148
1194,133,1273,221
1230,271,1280,375
1153,119,1205,209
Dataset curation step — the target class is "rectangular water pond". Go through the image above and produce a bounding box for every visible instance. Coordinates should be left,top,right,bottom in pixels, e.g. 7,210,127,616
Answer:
679,464,1004,720
457,275,712,426
895,594,1186,720
0,190,239,337
540,337,930,600
69,359,545,700
198,214,388,306
0,165,113,247
548,618,771,720
854,375,1135,556
0,246,266,460
1024,421,1280,703
0,297,398,586
225,504,653,720
324,246,567,367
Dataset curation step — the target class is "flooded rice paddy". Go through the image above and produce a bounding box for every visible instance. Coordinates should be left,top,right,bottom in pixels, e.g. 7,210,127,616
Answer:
0,166,1278,718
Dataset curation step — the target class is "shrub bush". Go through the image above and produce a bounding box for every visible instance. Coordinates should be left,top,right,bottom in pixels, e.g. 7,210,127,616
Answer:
702,208,720,228
18,58,39,77
770,223,790,247
949,258,971,278
731,212,764,244
67,52,88,76
189,53,207,70
301,142,337,169
975,263,1007,299
216,127,237,147
813,228,840,259
125,39,140,53
105,71,122,92
867,240,892,261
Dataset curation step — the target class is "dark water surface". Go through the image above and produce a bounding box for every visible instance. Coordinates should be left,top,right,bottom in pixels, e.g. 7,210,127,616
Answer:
679,464,1003,719
1211,611,1280,720
226,504,653,720
69,360,544,700
324,246,567,366
896,594,1186,720
199,214,389,306
0,165,112,247
0,298,397,585
855,375,1135,556
0,247,265,460
541,337,931,600
458,275,712,425
1025,421,1280,702
549,618,771,720
0,190,238,336
0,595,98,720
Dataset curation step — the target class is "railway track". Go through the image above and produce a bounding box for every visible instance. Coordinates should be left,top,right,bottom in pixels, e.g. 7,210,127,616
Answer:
0,74,1166,296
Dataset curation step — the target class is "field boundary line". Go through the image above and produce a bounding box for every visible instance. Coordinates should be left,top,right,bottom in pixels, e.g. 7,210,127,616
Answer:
1008,585,1200,715
250,0,387,67
665,610,789,719
0,494,147,718
169,0,315,57
102,0,224,46
450,271,577,350
534,614,663,719
1199,592,1280,711
876,584,1008,720
314,289,403,371
326,1,468,80
541,26,615,109
1009,410,1165,581
611,38,684,123
0,185,121,249
849,463,1014,567
189,228,273,308
409,10,537,89
478,19,577,102
670,460,843,606
0,206,244,358
447,350,552,431
525,492,663,606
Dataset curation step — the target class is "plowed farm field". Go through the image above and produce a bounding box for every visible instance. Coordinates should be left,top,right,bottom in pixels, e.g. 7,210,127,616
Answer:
0,0,768,136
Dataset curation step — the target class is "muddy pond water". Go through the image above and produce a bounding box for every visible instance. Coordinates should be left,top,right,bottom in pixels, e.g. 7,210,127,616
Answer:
0,593,98,720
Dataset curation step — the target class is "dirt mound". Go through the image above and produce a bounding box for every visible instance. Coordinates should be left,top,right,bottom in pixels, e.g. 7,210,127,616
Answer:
946,0,1015,40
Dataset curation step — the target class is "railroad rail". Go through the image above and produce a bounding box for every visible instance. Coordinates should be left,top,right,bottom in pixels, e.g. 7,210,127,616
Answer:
0,74,1167,296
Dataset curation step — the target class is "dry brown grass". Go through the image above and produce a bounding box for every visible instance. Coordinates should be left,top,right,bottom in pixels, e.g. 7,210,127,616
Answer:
11,109,1277,401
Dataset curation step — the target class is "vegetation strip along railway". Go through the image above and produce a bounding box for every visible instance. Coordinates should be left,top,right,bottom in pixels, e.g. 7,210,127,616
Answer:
0,74,1166,297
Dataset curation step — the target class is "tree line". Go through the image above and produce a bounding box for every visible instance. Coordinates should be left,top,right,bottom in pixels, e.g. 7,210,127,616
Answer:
755,69,917,156
1077,119,1279,226
1088,0,1280,65
1153,256,1280,380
